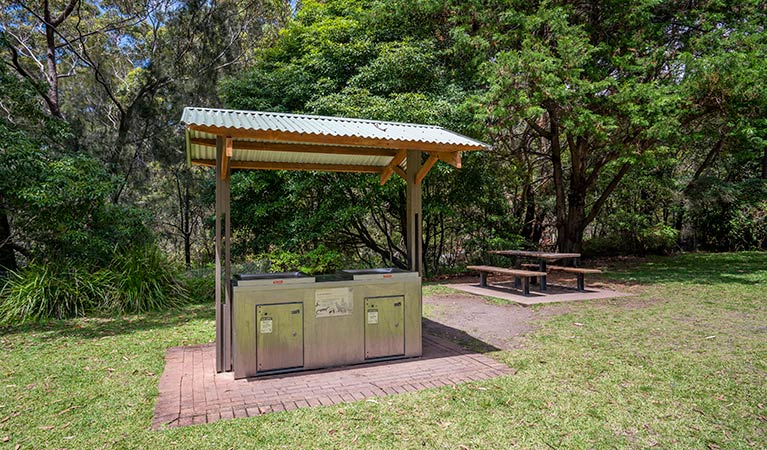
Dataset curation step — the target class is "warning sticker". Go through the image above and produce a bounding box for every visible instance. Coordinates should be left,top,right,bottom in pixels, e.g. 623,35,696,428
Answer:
260,317,273,334
315,287,353,318
367,309,379,324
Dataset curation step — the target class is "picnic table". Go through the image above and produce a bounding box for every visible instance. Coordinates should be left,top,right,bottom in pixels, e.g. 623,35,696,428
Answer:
488,250,581,291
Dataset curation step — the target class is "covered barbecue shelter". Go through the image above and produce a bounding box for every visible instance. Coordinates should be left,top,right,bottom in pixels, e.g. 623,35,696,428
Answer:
181,107,489,373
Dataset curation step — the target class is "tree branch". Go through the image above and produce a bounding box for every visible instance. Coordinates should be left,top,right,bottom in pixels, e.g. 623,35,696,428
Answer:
585,162,633,225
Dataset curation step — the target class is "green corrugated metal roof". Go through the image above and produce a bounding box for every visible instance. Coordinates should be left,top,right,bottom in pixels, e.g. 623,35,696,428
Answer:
181,107,489,150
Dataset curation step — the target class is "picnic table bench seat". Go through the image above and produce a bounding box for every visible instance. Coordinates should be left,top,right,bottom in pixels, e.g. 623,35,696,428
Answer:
520,264,602,291
466,265,546,296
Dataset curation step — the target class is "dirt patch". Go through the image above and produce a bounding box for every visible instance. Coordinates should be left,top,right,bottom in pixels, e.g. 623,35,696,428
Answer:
423,293,563,351
424,274,657,352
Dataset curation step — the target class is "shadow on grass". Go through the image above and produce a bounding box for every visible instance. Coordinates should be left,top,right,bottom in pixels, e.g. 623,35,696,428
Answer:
422,318,500,354
606,251,767,286
0,302,215,340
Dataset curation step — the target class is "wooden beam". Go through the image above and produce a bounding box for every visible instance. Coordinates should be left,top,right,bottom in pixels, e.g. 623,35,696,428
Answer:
393,165,406,180
221,137,232,180
188,125,485,153
379,149,407,185
190,137,400,157
437,151,461,168
192,159,383,173
192,159,215,167
415,154,439,185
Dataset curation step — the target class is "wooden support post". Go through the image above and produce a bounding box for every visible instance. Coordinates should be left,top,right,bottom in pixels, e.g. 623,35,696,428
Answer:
406,150,423,275
222,137,233,180
214,138,224,372
215,136,233,372
223,153,232,371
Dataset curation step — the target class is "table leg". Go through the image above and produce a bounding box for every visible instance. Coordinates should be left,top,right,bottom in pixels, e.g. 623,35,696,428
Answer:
514,256,521,288
576,273,585,291
521,277,530,296
480,272,487,288
539,261,547,291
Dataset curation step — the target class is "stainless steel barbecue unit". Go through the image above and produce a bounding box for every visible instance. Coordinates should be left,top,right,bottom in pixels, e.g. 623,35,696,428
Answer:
231,268,421,379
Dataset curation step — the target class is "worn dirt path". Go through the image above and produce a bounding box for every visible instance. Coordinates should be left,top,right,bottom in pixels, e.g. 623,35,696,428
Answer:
423,292,550,351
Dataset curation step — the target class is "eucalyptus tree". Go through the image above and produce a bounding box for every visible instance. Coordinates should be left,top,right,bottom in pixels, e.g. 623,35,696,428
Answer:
1,0,292,268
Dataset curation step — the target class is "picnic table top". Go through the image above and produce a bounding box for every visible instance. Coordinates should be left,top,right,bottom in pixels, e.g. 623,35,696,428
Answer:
489,250,581,260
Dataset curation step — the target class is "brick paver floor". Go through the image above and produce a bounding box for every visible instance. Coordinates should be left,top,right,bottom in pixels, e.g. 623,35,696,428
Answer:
152,334,512,428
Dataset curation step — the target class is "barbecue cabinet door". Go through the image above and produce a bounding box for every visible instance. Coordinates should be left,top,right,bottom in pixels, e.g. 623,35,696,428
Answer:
256,303,304,372
364,296,405,359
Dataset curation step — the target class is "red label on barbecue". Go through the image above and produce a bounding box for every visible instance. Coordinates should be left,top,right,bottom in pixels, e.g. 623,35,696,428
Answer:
383,274,392,278
273,280,284,284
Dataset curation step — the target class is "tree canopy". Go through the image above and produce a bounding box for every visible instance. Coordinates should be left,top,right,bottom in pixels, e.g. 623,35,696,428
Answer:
1,0,766,284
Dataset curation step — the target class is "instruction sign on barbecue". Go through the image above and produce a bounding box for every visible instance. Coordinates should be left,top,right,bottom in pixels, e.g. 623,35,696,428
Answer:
315,287,353,318
259,317,273,334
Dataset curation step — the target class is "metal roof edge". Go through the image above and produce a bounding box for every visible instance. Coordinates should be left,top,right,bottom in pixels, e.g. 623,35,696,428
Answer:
181,106,447,130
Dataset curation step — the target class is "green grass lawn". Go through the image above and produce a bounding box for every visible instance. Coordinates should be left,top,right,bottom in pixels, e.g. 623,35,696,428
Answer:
1,252,766,449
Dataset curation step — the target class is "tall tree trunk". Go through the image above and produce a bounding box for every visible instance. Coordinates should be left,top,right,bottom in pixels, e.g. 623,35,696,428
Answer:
557,192,586,253
0,205,17,272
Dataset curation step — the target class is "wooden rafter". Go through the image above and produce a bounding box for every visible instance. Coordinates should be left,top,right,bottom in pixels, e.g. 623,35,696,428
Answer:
415,154,440,185
393,165,406,180
379,149,407,185
192,159,383,174
190,138,399,157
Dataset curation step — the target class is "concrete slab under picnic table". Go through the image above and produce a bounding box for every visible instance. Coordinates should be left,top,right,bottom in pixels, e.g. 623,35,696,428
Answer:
450,281,633,306
152,333,513,429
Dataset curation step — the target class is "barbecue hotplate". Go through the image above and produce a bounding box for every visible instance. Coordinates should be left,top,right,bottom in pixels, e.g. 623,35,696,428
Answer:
233,272,315,286
341,268,417,280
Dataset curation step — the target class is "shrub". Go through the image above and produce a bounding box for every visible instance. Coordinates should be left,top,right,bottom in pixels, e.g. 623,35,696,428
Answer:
638,224,680,254
258,245,345,275
0,245,189,324
183,270,215,304
107,245,189,313
686,178,767,250
583,224,679,257
0,264,112,323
